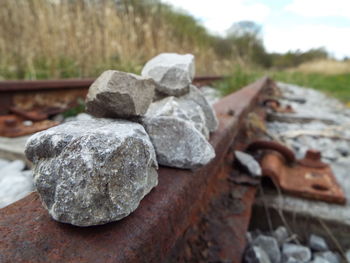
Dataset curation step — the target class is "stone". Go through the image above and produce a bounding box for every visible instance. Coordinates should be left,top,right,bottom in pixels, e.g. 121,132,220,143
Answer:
25,118,158,226
0,160,33,208
311,257,330,263
146,97,209,139
309,234,329,251
244,246,271,263
282,243,311,263
345,249,350,263
273,226,289,245
180,85,219,132
0,158,10,168
200,86,221,105
141,53,195,96
314,251,340,263
235,151,262,177
142,116,215,169
252,235,281,263
86,70,156,118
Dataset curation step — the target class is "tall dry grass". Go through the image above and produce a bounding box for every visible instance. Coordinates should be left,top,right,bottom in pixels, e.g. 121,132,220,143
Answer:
0,0,233,79
291,59,350,75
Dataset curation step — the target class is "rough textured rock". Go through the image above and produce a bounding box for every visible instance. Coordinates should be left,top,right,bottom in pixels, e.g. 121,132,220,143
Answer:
142,116,215,169
181,85,219,132
311,257,330,263
244,246,272,263
252,235,281,263
309,234,329,251
86,70,156,118
282,243,311,263
146,96,209,139
141,53,195,96
25,119,158,226
235,151,262,177
273,226,289,245
200,86,221,105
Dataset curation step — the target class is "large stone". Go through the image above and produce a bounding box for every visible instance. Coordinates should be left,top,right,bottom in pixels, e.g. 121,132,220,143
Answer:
142,116,215,169
25,119,158,226
86,70,156,118
141,53,195,96
309,234,329,251
180,85,219,132
252,235,281,263
282,243,311,263
146,97,209,139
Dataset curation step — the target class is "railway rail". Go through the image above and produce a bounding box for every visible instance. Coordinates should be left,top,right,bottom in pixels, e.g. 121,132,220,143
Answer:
0,76,274,262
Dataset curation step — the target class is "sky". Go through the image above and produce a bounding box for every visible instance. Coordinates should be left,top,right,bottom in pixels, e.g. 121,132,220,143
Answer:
162,0,350,59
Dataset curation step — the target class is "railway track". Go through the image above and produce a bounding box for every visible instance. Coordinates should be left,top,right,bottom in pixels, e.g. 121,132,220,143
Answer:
0,76,275,262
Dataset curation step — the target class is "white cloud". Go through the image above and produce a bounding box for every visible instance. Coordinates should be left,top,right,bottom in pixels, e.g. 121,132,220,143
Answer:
163,0,270,35
286,0,350,18
264,24,350,58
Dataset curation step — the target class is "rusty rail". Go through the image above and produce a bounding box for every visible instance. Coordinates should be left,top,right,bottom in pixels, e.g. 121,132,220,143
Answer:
0,77,271,263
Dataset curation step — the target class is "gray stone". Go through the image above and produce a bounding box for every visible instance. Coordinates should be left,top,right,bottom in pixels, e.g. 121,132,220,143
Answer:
311,257,330,263
86,70,156,118
200,86,221,105
253,235,281,263
235,151,262,177
345,249,350,263
284,257,302,263
0,160,33,208
180,85,219,132
282,243,311,262
0,158,10,168
25,118,158,226
141,53,195,96
142,116,215,169
244,246,272,263
309,234,329,251
273,226,289,245
146,97,209,139
314,251,340,263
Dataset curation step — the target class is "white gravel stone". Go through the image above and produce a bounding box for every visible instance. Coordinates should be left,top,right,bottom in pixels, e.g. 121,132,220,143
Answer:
234,151,262,177
282,243,311,263
253,235,281,263
141,53,195,96
309,234,329,251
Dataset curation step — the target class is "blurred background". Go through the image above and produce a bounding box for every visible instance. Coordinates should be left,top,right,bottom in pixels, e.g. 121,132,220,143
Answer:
0,0,349,101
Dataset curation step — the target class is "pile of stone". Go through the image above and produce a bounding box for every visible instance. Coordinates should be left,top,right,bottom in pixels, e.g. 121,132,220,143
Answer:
244,226,343,263
24,53,218,226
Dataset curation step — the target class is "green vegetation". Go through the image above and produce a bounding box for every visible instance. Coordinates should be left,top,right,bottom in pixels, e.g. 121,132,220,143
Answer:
272,71,350,103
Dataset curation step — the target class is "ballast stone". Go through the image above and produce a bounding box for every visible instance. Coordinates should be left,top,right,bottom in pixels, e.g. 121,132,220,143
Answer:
86,70,156,118
146,97,209,139
143,116,215,169
141,53,195,96
180,85,219,132
25,119,158,227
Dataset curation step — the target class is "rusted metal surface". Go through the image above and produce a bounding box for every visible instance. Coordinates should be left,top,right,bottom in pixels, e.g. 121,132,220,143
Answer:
254,141,346,204
0,77,270,263
263,98,294,113
246,140,296,164
0,115,59,137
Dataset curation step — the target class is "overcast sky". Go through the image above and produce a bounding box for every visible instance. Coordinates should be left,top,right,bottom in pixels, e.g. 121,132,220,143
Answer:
162,0,350,59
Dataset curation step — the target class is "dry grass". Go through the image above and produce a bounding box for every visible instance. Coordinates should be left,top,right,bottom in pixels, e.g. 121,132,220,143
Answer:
0,0,234,79
290,59,350,75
